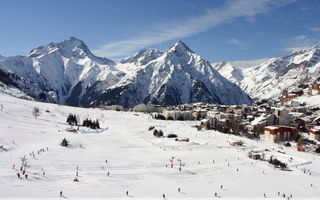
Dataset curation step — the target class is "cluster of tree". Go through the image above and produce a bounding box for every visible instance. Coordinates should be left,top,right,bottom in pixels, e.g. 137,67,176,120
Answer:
153,129,163,137
66,114,78,126
216,123,229,133
61,138,69,147
154,114,166,120
154,114,185,121
268,157,287,168
227,119,245,135
284,142,291,147
213,119,260,139
83,118,100,129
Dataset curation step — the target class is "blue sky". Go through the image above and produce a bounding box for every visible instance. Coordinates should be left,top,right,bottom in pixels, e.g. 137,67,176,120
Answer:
0,0,319,62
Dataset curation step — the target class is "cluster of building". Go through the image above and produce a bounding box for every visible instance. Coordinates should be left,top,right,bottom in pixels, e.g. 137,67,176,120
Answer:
144,99,320,145
98,94,320,147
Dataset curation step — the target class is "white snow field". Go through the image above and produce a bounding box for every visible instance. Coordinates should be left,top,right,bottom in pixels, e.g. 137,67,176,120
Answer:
0,93,319,199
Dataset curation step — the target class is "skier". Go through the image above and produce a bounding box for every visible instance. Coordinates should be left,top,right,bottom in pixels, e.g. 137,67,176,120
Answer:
43,171,45,176
162,193,165,199
220,185,223,189
178,187,180,193
264,193,266,198
25,174,28,179
278,191,280,196
107,172,110,176
215,192,217,197
60,191,63,197
17,173,20,178
76,171,78,177
126,191,129,196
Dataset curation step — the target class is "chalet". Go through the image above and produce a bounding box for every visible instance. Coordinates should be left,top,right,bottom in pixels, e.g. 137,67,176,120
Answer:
200,117,216,128
192,109,208,120
281,94,297,102
309,126,320,141
289,106,307,114
291,116,311,131
264,125,297,142
312,79,320,94
313,116,320,125
290,89,304,97
228,105,244,114
250,114,275,134
207,110,220,119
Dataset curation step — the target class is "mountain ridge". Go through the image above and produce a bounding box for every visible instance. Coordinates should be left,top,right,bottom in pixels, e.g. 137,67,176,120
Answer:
214,46,320,100
0,37,253,107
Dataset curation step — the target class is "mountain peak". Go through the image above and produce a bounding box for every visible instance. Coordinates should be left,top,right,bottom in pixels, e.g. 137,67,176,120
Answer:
28,37,91,59
168,40,194,54
68,36,82,42
120,49,163,65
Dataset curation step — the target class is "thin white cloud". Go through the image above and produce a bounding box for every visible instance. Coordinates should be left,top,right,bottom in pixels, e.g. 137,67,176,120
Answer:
227,38,246,46
295,35,306,40
285,46,311,53
93,0,295,58
285,35,320,53
310,27,320,32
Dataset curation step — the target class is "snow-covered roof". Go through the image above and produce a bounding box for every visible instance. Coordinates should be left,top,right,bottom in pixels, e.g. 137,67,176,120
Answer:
251,115,267,125
264,126,279,130
289,112,305,117
300,117,312,123
313,116,320,122
201,118,210,123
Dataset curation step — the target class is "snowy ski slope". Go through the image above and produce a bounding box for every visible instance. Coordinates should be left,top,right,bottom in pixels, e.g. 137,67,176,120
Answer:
0,93,319,199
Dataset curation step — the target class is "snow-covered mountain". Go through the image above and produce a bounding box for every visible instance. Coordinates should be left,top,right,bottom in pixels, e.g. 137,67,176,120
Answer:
94,41,252,107
212,61,244,86
0,37,121,105
214,46,320,100
0,38,252,107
